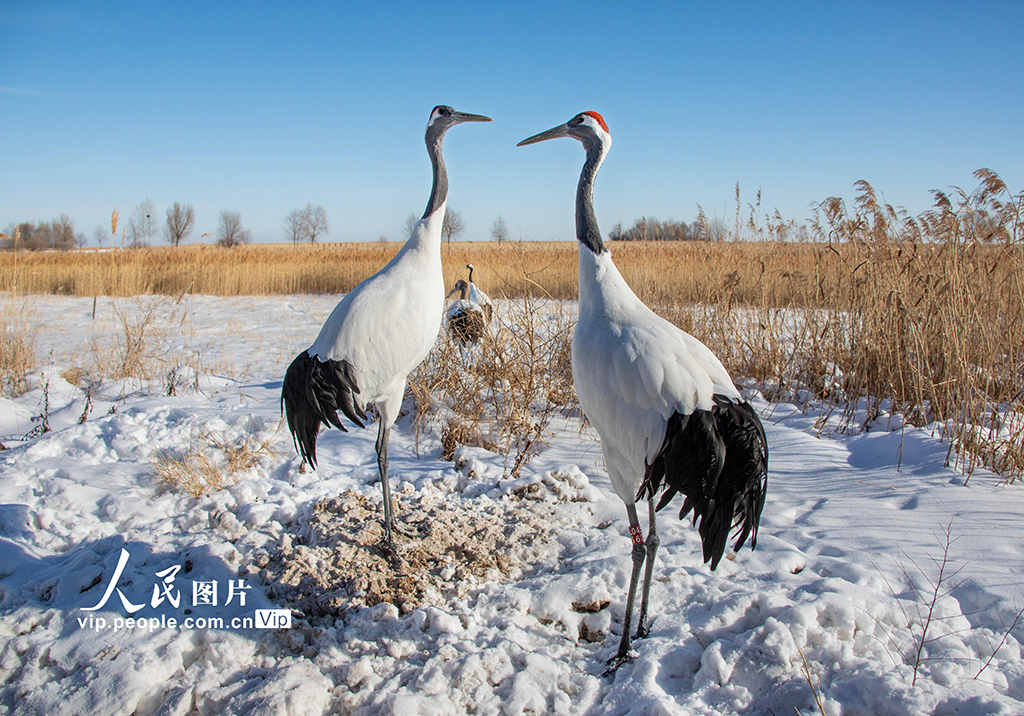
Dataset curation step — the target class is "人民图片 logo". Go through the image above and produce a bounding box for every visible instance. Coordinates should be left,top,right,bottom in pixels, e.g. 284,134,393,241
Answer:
76,547,288,633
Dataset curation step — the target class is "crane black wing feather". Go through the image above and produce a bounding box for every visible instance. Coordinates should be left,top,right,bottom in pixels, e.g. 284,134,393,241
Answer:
281,351,367,468
638,395,768,570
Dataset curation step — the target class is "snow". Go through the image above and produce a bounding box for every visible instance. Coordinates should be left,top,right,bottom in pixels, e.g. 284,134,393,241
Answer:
1,294,1023,715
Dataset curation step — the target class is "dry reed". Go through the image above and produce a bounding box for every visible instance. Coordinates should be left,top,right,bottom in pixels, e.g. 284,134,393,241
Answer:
409,297,576,477
0,240,825,304
153,428,278,498
0,313,34,396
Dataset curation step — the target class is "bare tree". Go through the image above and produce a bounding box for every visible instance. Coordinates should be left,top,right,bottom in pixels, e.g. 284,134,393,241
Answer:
491,216,510,243
704,216,728,242
216,210,251,248
442,208,464,244
284,209,305,244
304,204,329,244
403,213,419,238
127,198,158,247
12,222,38,250
164,202,196,247
283,204,329,244
28,222,51,251
52,214,77,250
1,224,17,250
92,226,107,249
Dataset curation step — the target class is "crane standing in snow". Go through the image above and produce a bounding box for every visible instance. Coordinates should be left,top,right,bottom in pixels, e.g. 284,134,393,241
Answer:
445,278,487,346
282,105,491,554
463,263,493,323
518,112,768,671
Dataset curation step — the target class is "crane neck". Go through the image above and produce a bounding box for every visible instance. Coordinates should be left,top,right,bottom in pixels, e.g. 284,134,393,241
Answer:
423,131,448,220
575,142,608,255
467,265,475,284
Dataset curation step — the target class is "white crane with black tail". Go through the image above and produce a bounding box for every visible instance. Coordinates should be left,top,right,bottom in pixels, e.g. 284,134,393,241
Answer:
518,112,768,673
282,105,491,554
463,263,493,323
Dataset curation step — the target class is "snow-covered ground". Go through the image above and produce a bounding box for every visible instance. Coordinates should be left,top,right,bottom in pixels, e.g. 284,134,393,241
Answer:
2,295,1023,715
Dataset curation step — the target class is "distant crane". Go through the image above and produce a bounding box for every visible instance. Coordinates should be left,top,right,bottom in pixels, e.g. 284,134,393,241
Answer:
463,263,493,323
282,105,491,554
445,278,487,345
518,112,768,672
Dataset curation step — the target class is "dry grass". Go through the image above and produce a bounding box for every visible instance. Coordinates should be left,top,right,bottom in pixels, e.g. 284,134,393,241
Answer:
0,235,36,397
0,239,823,304
154,445,229,498
109,296,167,380
153,428,278,498
409,294,576,478
0,312,34,396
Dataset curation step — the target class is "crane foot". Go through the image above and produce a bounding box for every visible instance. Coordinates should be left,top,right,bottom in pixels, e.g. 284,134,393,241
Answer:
376,533,401,565
602,649,636,677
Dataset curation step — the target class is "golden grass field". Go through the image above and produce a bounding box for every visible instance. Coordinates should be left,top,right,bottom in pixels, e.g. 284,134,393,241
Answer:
0,239,825,305
5,238,1011,311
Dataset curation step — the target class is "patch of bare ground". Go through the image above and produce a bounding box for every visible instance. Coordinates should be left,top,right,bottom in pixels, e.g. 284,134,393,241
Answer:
256,467,595,624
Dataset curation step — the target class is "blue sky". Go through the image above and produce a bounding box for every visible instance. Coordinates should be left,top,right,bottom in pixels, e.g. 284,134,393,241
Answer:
3,1,1022,244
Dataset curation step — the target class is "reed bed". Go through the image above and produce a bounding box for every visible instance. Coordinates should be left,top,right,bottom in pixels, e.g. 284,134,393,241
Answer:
0,239,821,304
669,171,1024,481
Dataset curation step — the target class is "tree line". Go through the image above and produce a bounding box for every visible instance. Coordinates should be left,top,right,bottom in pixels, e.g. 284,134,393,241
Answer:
1,200,334,250
4,203,759,251
1,215,85,251
608,217,706,242
2,200,245,250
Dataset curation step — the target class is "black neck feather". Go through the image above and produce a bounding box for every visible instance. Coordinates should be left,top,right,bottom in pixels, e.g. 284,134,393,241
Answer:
423,128,448,219
576,143,607,255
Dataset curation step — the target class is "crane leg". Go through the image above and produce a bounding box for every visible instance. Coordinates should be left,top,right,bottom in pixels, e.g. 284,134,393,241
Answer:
605,503,646,675
635,499,660,639
375,420,397,557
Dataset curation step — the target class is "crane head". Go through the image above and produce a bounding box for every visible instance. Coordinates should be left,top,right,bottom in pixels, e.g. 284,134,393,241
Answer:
446,278,469,299
427,106,492,133
517,111,610,152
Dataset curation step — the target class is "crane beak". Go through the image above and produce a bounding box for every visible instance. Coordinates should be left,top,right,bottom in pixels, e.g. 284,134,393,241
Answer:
517,123,570,146
452,110,492,124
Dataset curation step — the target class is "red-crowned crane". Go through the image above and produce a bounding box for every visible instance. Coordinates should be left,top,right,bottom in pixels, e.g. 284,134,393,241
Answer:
518,112,768,672
445,278,486,345
463,263,493,323
282,105,491,554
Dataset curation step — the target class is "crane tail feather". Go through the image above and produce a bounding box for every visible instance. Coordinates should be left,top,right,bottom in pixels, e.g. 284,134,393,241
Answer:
281,351,366,467
639,395,768,571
